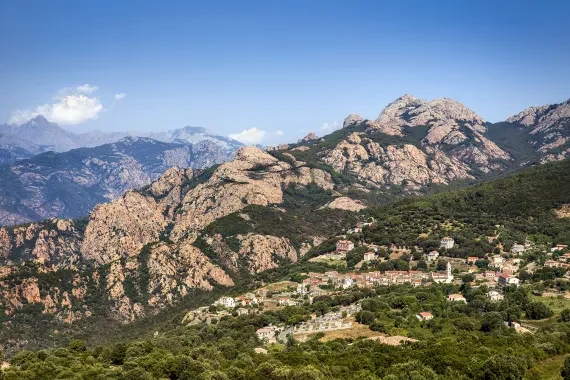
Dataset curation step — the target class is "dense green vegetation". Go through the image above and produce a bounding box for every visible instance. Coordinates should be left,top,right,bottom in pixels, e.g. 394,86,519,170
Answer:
362,159,570,253
3,283,570,380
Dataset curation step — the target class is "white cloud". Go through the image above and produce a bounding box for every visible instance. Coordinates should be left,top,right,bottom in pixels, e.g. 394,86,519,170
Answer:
229,128,267,145
76,84,99,94
274,130,284,136
320,121,342,133
8,84,124,126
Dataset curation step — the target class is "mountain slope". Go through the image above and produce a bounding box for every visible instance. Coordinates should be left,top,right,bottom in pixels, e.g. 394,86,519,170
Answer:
278,95,512,192
0,137,233,226
2,145,570,353
505,98,570,163
0,146,357,343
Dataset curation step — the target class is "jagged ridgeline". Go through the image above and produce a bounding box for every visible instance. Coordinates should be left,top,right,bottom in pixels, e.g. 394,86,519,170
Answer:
0,146,361,352
2,94,570,353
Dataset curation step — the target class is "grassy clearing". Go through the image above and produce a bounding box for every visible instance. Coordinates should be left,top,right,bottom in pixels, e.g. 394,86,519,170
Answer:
525,355,566,380
532,294,570,315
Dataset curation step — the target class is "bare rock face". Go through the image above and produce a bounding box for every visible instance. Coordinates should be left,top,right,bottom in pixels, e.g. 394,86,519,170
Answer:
237,233,298,273
0,145,339,324
145,242,234,309
507,99,570,159
324,95,512,189
0,228,11,257
321,133,473,189
323,197,366,211
81,191,168,265
376,95,484,130
343,114,365,128
170,147,334,241
299,132,318,142
508,99,570,133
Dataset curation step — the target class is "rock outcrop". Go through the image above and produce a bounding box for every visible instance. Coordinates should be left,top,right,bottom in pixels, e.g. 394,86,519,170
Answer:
507,98,570,162
323,197,366,211
316,95,512,189
0,146,338,323
299,132,318,142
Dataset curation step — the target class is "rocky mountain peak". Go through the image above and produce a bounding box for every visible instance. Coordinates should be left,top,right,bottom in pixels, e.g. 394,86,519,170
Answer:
233,146,277,165
24,115,50,125
376,95,484,129
343,114,364,128
507,98,570,132
299,132,318,142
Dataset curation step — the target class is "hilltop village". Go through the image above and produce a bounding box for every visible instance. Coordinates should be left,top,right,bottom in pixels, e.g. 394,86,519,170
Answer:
180,219,570,347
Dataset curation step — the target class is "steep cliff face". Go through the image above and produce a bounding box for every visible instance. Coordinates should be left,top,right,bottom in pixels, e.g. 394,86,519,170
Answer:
506,99,570,162
0,147,347,324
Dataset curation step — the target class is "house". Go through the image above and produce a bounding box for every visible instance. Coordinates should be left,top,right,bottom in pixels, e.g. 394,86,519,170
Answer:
551,244,569,253
363,252,376,262
447,294,467,302
466,256,479,265
558,253,570,262
487,290,504,302
340,277,354,289
236,308,249,316
416,312,434,321
511,244,526,255
431,262,454,284
490,255,505,270
544,260,562,268
425,251,440,263
336,240,355,252
440,237,455,249
498,273,520,287
278,297,298,306
256,326,276,342
216,296,236,308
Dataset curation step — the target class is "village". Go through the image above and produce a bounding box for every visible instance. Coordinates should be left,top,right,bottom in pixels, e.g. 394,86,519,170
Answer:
181,220,570,348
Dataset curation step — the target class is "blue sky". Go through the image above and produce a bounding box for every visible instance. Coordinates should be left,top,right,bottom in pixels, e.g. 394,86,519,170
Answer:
0,0,569,145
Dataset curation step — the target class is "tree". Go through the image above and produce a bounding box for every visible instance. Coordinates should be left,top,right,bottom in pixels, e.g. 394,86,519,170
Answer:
68,339,87,352
356,310,375,325
461,273,475,283
561,356,570,380
475,259,489,269
525,302,553,320
483,355,527,380
560,308,570,323
481,312,504,332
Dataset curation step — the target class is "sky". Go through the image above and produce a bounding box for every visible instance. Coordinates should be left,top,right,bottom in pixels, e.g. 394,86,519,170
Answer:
0,0,569,146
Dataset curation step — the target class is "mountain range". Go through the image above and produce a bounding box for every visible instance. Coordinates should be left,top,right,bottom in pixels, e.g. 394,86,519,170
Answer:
0,115,243,161
0,117,244,225
1,95,569,228
1,94,570,352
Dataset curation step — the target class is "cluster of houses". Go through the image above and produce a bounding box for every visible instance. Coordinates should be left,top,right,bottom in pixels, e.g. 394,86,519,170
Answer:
215,292,261,309
297,262,455,294
544,251,570,269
